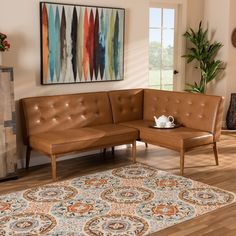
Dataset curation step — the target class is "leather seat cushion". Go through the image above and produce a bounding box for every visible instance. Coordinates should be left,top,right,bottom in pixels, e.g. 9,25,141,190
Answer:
30,124,138,155
120,120,213,150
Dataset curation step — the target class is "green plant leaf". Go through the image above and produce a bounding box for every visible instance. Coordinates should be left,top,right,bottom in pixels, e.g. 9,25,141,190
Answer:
182,21,225,93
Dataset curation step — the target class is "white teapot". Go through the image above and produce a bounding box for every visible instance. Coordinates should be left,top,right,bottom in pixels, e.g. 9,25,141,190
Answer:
154,115,174,128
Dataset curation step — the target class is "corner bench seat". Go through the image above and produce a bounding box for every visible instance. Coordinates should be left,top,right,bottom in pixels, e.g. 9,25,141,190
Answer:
140,127,213,151
30,124,138,155
109,89,223,176
120,120,213,150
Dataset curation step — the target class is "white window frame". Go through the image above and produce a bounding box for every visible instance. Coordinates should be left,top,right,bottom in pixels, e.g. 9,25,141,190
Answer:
149,0,187,91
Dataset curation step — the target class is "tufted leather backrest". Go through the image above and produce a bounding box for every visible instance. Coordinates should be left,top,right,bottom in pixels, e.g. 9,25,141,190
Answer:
20,92,113,143
143,89,224,137
108,89,143,123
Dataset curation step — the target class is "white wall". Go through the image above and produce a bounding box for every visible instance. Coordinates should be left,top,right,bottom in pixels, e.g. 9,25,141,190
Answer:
185,0,204,86
185,0,236,124
226,0,236,115
204,0,229,98
203,0,235,123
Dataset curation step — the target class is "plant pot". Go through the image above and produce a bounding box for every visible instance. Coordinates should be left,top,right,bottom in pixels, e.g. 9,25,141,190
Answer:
226,93,236,130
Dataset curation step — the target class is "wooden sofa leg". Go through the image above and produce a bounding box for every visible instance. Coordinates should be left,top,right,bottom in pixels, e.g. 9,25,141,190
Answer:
213,142,219,165
26,146,32,169
145,143,148,148
103,148,107,156
51,155,57,181
180,149,185,176
132,141,136,163
112,147,115,155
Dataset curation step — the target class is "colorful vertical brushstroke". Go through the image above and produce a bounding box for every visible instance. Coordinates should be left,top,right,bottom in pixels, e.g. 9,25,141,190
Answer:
41,3,124,84
60,6,67,82
71,7,78,82
42,3,49,84
99,9,105,80
114,11,119,80
88,9,94,80
119,11,124,80
48,5,56,82
65,7,72,83
104,9,110,81
77,8,83,81
94,8,100,80
83,8,89,81
55,6,60,82
108,10,115,80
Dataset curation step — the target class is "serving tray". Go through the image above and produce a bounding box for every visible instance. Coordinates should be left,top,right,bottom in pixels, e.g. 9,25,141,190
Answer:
150,123,182,129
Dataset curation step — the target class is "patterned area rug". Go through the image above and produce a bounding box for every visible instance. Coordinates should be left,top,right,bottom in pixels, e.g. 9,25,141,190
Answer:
0,163,235,235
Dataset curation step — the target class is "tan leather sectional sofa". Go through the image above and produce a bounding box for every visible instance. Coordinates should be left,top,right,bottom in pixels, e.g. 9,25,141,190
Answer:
20,89,224,180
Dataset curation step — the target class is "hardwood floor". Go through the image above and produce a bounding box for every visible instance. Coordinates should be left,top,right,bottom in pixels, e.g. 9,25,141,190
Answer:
0,133,236,235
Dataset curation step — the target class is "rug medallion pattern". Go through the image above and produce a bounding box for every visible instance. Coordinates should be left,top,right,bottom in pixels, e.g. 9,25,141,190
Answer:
0,164,235,235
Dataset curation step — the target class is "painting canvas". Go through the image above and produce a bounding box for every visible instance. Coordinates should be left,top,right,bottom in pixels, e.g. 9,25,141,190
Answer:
40,2,125,84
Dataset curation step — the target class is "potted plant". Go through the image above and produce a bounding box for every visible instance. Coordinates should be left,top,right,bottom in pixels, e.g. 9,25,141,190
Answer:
182,22,224,93
0,33,10,52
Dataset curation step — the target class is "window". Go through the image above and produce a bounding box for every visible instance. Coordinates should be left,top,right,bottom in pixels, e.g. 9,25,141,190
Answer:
149,7,175,90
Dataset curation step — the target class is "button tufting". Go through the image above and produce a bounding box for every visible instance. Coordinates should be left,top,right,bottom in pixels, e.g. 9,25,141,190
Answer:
186,113,191,117
198,115,203,118
65,103,69,107
188,101,192,105
176,100,180,104
34,106,39,110
36,119,41,124
201,103,205,107
68,116,72,120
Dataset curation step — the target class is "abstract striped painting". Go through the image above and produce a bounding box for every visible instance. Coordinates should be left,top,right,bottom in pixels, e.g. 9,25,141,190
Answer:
40,2,125,84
